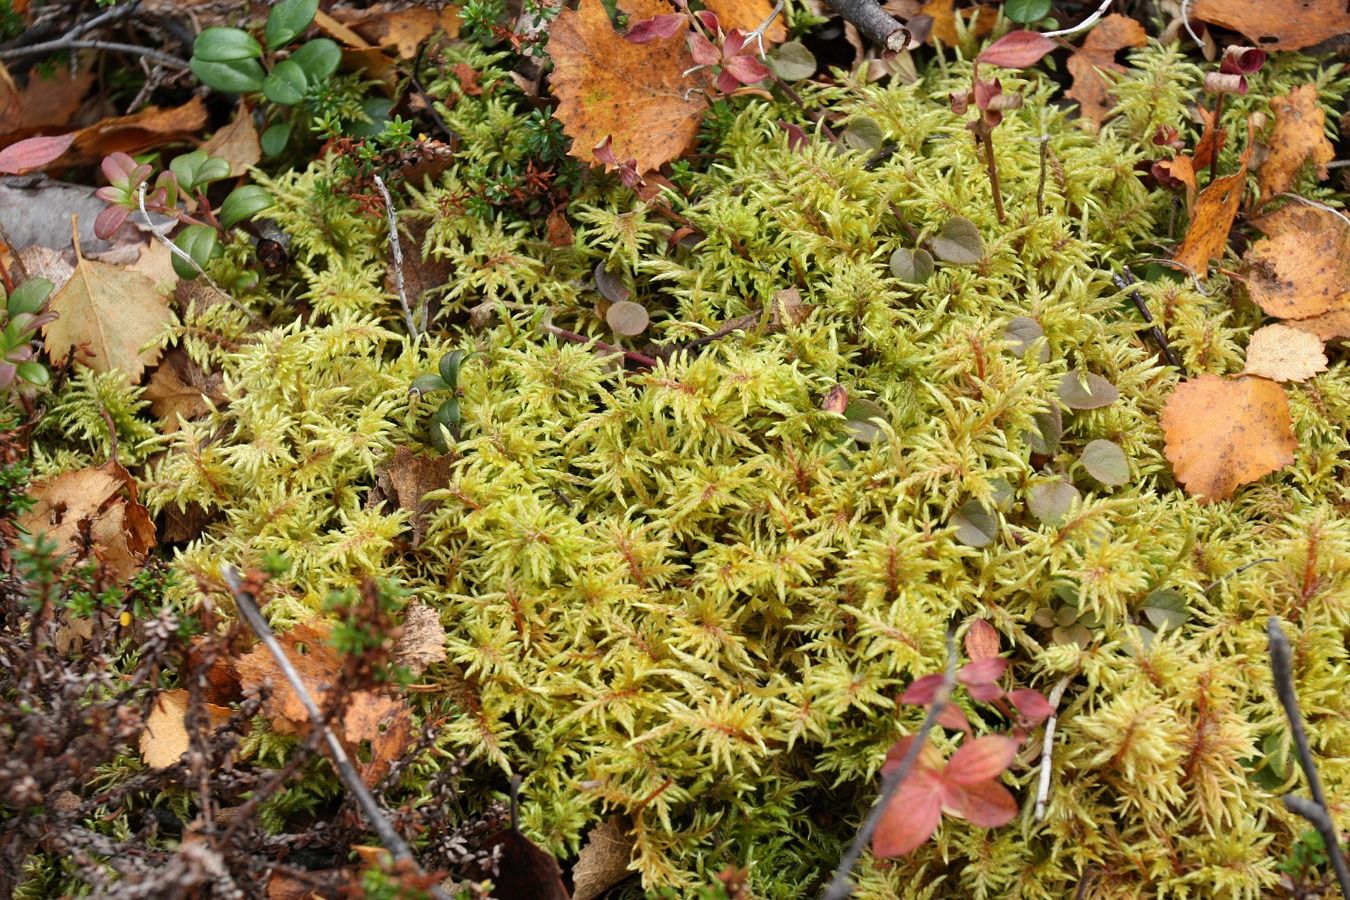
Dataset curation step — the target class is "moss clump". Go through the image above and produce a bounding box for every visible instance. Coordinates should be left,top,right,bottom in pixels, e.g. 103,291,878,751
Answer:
126,40,1350,897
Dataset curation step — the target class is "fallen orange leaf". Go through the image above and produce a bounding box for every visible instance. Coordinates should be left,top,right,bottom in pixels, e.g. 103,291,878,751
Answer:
1172,140,1250,279
65,97,208,166
918,0,995,45
1241,323,1327,383
141,689,234,769
550,0,708,171
1240,203,1350,320
1161,374,1297,502
1064,14,1147,127
1192,0,1350,50
329,3,462,59
1258,84,1335,202
1285,308,1350,342
0,64,96,144
703,0,787,44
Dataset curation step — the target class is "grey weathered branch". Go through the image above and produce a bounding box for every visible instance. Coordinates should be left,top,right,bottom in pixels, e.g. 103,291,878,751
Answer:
820,0,912,52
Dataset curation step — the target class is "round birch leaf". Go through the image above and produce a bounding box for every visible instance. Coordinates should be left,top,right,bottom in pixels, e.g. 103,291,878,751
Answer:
1023,402,1062,455
1057,369,1119,409
1141,588,1189,632
606,300,649,336
843,398,887,445
890,247,934,284
1005,316,1049,363
594,262,630,304
1027,477,1079,526
1054,606,1078,628
951,499,997,547
930,217,983,264
840,117,883,153
768,41,816,80
1081,439,1130,485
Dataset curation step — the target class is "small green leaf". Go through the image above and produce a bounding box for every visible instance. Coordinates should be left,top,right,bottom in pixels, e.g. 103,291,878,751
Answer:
1027,477,1079,526
266,0,319,48
1023,402,1062,455
839,117,883,153
1081,439,1130,485
843,398,888,445
430,397,461,450
890,247,934,284
1058,369,1119,409
262,59,308,105
260,122,293,157
170,150,231,194
1004,316,1048,363
951,499,997,548
15,360,48,387
1141,588,1189,632
346,98,394,139
190,56,266,94
930,217,984,264
220,185,275,228
289,38,341,82
172,225,222,279
768,41,816,80
6,278,54,317
594,263,630,304
438,350,469,387
410,374,449,396
193,27,263,62
606,300,649,336
1004,0,1052,23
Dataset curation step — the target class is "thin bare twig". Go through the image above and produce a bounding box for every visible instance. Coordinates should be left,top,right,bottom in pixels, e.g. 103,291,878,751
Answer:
819,0,912,51
1034,672,1076,823
0,39,188,69
822,628,958,900
1268,616,1350,900
541,321,659,368
1041,0,1115,39
220,565,452,900
372,174,419,340
1113,267,1184,373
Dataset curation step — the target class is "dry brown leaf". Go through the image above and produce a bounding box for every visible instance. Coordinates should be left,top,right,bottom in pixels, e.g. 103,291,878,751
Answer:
1161,374,1298,502
201,105,262,178
1242,323,1328,382
1191,106,1225,177
392,603,447,677
65,97,208,166
1240,203,1350,319
1192,0,1350,50
17,460,156,581
0,65,96,144
44,230,171,381
1064,15,1147,127
917,0,995,45
550,0,707,172
1172,141,1250,280
701,0,787,43
1285,308,1350,341
963,617,1000,661
331,4,462,58
572,816,636,900
236,620,413,787
124,238,178,289
144,348,227,432
1258,84,1335,202
141,689,234,769
373,447,454,548
314,8,374,48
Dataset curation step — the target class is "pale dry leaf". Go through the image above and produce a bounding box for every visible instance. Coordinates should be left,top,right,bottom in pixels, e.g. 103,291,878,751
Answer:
1241,323,1327,383
144,348,226,432
66,97,209,166
1258,84,1335,202
44,237,171,381
392,603,447,677
701,0,787,43
963,618,1000,661
1161,374,1297,502
141,689,233,769
17,461,156,581
550,0,708,172
201,105,262,177
572,816,636,900
377,447,454,548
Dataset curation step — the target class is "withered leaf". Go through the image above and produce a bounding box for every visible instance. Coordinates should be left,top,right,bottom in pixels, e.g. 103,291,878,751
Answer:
1065,15,1147,127
1173,142,1251,280
572,816,635,900
1241,323,1327,383
392,603,447,677
1240,203,1350,320
1259,84,1335,202
141,689,234,769
1192,0,1350,50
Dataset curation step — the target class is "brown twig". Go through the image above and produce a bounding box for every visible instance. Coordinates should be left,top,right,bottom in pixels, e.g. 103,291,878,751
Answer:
1112,267,1184,373
978,131,1006,224
819,0,912,51
540,321,659,368
220,565,452,900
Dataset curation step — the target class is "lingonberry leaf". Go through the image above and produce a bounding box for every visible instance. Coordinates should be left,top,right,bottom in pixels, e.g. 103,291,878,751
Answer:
976,30,1056,68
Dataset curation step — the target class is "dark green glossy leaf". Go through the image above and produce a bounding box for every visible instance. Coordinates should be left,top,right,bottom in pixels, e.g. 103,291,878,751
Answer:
193,27,263,62
266,0,319,48
262,59,308,106
190,56,266,94
220,185,275,228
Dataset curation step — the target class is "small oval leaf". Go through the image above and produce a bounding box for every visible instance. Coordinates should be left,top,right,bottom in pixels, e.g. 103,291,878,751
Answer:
1027,477,1080,526
266,0,319,48
606,300,649,336
1023,402,1062,456
890,247,935,284
1004,316,1048,363
1081,439,1130,485
220,184,276,228
1058,369,1120,409
843,398,888,445
840,117,883,153
190,56,266,94
768,40,817,81
930,216,984,264
289,38,341,82
262,59,308,105
1141,588,1189,632
976,30,1057,68
951,499,997,548
594,262,630,304
193,27,263,62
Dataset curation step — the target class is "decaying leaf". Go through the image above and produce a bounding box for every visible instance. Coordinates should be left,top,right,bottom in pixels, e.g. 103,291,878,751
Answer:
964,617,1000,661
702,0,787,42
236,620,413,787
17,459,156,582
1173,141,1251,280
1065,15,1148,127
1241,323,1327,383
141,689,234,769
391,603,447,677
328,3,462,58
1161,374,1298,502
1258,84,1335,202
0,65,96,145
44,232,171,381
1240,203,1350,320
144,348,227,432
550,0,707,172
1192,0,1350,50
65,97,209,166
572,816,636,900
373,447,454,548
201,105,263,177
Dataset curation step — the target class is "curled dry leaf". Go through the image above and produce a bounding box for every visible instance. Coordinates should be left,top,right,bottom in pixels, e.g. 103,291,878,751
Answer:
572,816,636,900
550,0,708,172
1065,15,1148,127
1258,84,1335,202
1241,323,1327,383
1173,140,1251,280
1161,374,1298,502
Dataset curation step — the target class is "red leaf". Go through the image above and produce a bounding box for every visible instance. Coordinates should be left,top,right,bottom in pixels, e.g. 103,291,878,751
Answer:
957,656,1008,686
965,680,1005,702
687,30,721,66
724,53,771,85
943,777,1020,827
977,30,1056,68
1010,688,1054,723
882,735,944,775
964,618,1000,661
626,14,685,43
944,735,1017,785
872,771,943,857
901,673,946,705
0,133,75,175
936,702,972,734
